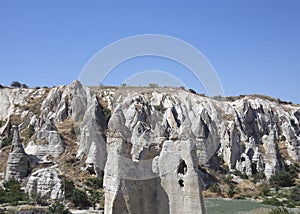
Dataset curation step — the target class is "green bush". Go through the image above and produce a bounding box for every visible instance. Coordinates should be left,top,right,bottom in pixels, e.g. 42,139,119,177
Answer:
269,170,295,188
63,178,75,199
253,171,266,183
27,125,35,138
70,189,89,208
232,170,248,179
84,177,103,189
2,134,13,147
11,81,21,88
21,84,28,88
148,83,159,88
288,185,300,202
102,108,111,122
88,189,104,210
0,179,29,205
47,202,71,214
268,207,290,214
263,197,284,206
209,184,221,193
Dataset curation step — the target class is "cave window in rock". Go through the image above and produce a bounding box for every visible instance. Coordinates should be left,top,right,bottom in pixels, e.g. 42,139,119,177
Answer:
178,179,184,187
177,159,187,175
86,164,96,175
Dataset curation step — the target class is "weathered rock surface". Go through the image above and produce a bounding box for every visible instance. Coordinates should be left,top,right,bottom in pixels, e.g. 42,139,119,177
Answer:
0,82,300,213
5,127,31,181
38,81,107,174
25,168,64,200
25,119,65,161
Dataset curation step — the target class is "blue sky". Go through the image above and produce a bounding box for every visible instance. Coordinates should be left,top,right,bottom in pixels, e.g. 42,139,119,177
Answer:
0,0,299,103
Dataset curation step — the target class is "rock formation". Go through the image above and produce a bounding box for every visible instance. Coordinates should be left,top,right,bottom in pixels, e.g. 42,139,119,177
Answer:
0,81,299,213
25,119,65,161
5,127,31,181
25,168,64,200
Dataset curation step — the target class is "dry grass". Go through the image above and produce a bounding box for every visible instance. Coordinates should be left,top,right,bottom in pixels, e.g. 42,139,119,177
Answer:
21,88,51,117
277,141,292,162
234,180,260,198
10,114,22,126
0,146,10,172
54,118,94,184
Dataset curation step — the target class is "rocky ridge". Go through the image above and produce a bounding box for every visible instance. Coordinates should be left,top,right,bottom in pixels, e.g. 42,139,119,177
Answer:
0,81,299,213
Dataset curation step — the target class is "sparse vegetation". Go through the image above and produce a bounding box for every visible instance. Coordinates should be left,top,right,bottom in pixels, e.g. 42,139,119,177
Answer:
148,83,159,88
120,83,128,87
70,188,89,208
268,207,290,214
84,177,103,189
0,179,30,205
153,105,162,111
252,171,266,183
10,81,22,88
188,88,197,94
269,170,295,189
263,197,284,207
102,107,111,122
2,134,13,147
209,183,221,194
288,185,300,203
47,202,71,214
224,175,235,198
27,124,35,139
10,81,29,88
63,177,90,208
88,189,104,210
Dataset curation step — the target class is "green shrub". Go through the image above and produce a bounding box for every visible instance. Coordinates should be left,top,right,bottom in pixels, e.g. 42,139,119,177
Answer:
288,185,300,202
148,83,159,88
63,178,75,199
102,108,111,122
71,125,80,136
154,105,162,111
88,189,104,210
84,177,103,189
263,197,284,206
253,171,266,183
269,170,295,188
11,81,21,88
268,207,290,214
226,186,235,198
209,184,221,193
21,84,28,88
27,125,35,138
2,134,13,147
47,202,71,214
0,179,29,205
232,170,248,179
70,189,89,208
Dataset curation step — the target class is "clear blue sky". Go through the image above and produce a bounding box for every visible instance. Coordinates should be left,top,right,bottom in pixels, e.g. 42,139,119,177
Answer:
0,0,299,103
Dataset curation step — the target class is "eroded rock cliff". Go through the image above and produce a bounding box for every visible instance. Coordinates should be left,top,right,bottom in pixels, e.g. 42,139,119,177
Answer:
0,81,299,213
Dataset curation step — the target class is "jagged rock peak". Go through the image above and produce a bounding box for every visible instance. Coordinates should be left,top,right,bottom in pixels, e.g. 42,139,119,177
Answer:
10,127,24,153
5,127,32,181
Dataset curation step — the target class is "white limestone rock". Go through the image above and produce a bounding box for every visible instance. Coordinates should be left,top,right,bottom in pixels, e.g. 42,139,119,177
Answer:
5,127,31,181
26,168,64,200
25,120,65,161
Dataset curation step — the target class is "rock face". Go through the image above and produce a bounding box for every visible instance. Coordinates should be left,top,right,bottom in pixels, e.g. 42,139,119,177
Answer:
0,81,300,213
25,119,65,161
5,127,31,181
25,168,64,200
39,81,107,175
104,93,205,214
